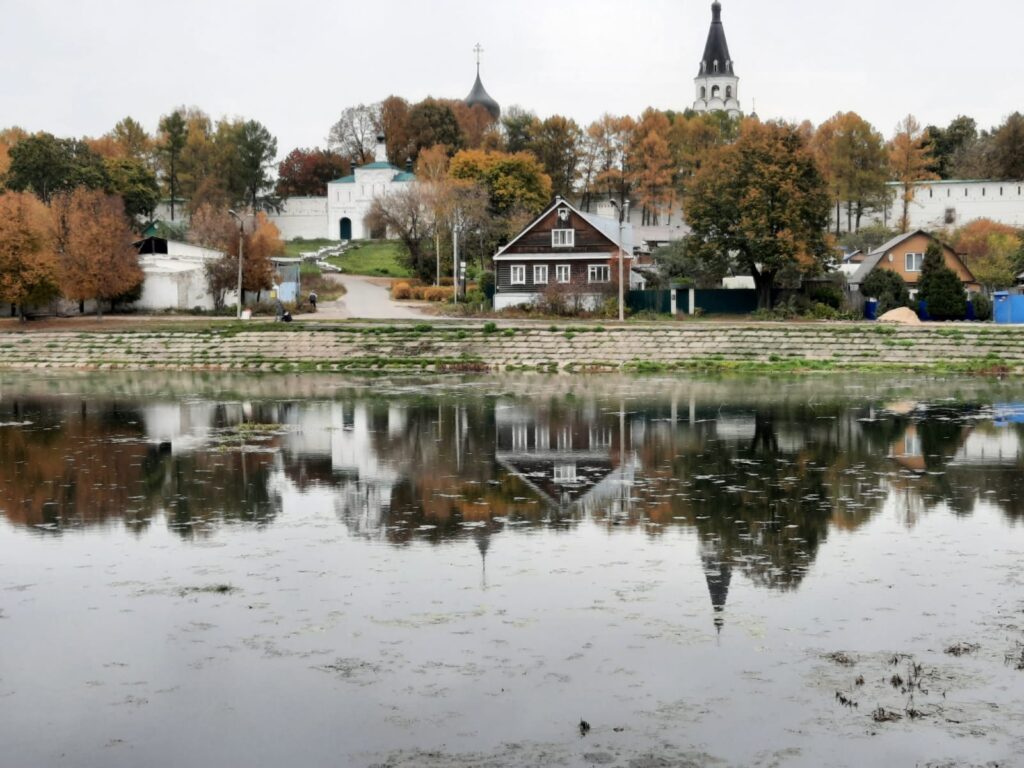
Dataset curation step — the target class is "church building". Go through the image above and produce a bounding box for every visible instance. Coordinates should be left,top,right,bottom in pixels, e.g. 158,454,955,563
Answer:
326,134,415,241
692,2,742,118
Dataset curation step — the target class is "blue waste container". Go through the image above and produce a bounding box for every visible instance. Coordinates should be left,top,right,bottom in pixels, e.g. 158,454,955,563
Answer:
992,292,1024,324
918,299,930,321
864,298,878,321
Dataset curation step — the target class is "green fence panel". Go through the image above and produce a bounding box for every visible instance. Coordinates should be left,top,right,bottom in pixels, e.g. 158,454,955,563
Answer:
627,290,672,314
694,289,759,315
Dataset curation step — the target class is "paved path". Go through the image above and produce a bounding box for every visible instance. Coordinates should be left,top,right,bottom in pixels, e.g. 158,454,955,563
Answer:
297,274,429,320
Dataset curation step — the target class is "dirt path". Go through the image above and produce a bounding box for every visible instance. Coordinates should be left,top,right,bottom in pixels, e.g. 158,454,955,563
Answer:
296,274,429,320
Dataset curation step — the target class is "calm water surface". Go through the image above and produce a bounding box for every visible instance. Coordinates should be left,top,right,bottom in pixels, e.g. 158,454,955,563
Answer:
2,373,1024,767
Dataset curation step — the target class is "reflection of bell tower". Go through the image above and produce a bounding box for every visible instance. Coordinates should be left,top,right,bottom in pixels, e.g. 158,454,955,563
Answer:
700,537,732,635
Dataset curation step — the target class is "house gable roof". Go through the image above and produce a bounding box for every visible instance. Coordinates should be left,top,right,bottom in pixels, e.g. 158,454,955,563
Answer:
494,197,632,259
849,229,976,285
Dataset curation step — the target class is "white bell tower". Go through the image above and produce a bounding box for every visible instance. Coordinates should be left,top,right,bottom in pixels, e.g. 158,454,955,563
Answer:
692,2,742,118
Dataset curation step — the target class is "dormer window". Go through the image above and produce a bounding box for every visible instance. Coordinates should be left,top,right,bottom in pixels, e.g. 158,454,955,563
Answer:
552,229,575,248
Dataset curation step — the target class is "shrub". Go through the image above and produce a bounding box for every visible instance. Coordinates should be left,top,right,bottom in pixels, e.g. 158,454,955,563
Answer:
861,269,910,315
972,293,993,321
483,322,498,334
409,286,428,300
464,289,486,305
391,281,412,300
918,243,967,320
810,302,841,320
479,271,496,296
808,283,844,310
439,276,455,287
423,286,454,302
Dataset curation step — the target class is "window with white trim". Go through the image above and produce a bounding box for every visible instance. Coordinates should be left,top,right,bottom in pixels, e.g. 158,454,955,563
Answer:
588,264,610,283
533,264,548,284
905,252,924,272
510,264,526,285
551,229,575,248
556,264,571,283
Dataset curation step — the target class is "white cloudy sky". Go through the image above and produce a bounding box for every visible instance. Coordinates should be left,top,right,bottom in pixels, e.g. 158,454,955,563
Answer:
2,0,1022,158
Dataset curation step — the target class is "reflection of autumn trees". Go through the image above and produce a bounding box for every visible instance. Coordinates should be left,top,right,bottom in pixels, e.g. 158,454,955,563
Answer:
0,397,280,536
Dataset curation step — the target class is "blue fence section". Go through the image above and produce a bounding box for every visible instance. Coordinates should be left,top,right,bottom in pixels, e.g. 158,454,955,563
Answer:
994,293,1024,324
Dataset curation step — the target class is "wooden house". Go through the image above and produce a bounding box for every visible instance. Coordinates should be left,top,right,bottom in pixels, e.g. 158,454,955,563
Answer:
847,230,980,296
492,197,643,311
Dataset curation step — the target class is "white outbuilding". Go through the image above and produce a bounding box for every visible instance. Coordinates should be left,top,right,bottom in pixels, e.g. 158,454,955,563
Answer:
134,238,228,312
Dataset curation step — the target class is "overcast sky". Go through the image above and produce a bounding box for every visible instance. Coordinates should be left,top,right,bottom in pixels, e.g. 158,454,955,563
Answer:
3,0,1022,159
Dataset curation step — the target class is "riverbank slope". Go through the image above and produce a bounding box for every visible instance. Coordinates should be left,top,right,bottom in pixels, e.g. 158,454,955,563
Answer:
2,322,1023,374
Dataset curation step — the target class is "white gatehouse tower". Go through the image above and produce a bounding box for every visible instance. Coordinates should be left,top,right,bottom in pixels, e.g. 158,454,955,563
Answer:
692,1,742,118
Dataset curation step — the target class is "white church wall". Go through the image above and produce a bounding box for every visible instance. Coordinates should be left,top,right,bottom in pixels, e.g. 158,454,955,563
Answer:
270,197,329,241
856,180,1024,231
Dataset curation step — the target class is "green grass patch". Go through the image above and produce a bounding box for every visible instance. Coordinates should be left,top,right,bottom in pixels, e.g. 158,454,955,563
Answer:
324,240,411,277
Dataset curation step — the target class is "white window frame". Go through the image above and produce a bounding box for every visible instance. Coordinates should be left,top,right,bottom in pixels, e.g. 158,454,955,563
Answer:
556,264,571,284
588,264,611,283
510,264,526,285
905,252,924,272
551,229,575,248
533,264,549,284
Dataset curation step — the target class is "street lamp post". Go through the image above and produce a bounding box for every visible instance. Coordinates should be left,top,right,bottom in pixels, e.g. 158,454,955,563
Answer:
229,210,245,320
609,199,630,322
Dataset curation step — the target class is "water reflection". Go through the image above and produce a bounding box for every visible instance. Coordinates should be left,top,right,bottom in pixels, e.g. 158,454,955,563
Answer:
3,381,1024,607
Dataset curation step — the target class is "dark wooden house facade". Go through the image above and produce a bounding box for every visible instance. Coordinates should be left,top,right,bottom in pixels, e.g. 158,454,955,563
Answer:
492,197,638,311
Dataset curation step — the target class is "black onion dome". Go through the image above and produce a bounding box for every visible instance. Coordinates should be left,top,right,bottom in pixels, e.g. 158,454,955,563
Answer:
465,69,501,121
698,1,736,77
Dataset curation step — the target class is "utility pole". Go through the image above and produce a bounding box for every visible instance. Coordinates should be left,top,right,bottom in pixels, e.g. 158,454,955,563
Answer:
229,210,245,319
610,199,630,322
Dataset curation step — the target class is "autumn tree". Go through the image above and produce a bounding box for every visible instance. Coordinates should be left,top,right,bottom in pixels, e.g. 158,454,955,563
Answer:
157,109,188,220
529,115,582,199
950,219,1021,291
667,111,729,200
111,117,153,161
588,114,636,207
202,212,280,309
0,126,29,178
366,185,434,281
449,149,552,217
0,191,60,320
328,104,381,165
51,188,143,317
380,96,414,165
416,145,452,284
628,109,675,225
5,134,108,203
889,115,938,233
684,119,832,309
813,112,889,234
453,102,498,150
275,148,349,197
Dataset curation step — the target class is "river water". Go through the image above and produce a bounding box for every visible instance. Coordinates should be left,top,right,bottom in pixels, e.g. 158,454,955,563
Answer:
1,372,1023,767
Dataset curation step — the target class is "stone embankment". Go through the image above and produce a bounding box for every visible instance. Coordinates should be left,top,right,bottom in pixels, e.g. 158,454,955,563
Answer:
2,322,1024,374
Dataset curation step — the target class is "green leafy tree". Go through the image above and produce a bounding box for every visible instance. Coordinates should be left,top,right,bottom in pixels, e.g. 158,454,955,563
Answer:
990,112,1024,180
5,134,108,203
104,156,160,222
407,99,463,158
157,110,188,220
684,120,832,309
918,242,967,320
501,106,538,153
235,120,279,213
528,115,582,199
861,268,910,315
652,238,729,288
924,116,977,179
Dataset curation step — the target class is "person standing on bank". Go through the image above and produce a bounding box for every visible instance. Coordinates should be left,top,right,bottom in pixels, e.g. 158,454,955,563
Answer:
309,291,318,312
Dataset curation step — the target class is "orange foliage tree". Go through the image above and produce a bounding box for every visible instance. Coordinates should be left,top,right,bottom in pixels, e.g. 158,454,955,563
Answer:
889,115,939,233
202,211,280,309
0,191,61,320
950,218,1022,290
51,188,143,317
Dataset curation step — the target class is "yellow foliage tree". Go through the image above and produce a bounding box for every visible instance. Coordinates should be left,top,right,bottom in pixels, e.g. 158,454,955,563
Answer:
889,115,938,233
51,188,143,317
0,191,60,320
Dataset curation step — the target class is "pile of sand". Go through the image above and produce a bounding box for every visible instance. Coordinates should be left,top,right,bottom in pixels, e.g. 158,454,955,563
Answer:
878,307,922,325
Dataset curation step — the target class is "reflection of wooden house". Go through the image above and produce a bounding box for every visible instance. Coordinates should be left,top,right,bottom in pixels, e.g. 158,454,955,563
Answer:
494,402,637,513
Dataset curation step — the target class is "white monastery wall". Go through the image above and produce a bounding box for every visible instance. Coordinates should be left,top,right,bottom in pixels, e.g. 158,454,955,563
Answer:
858,180,1024,231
